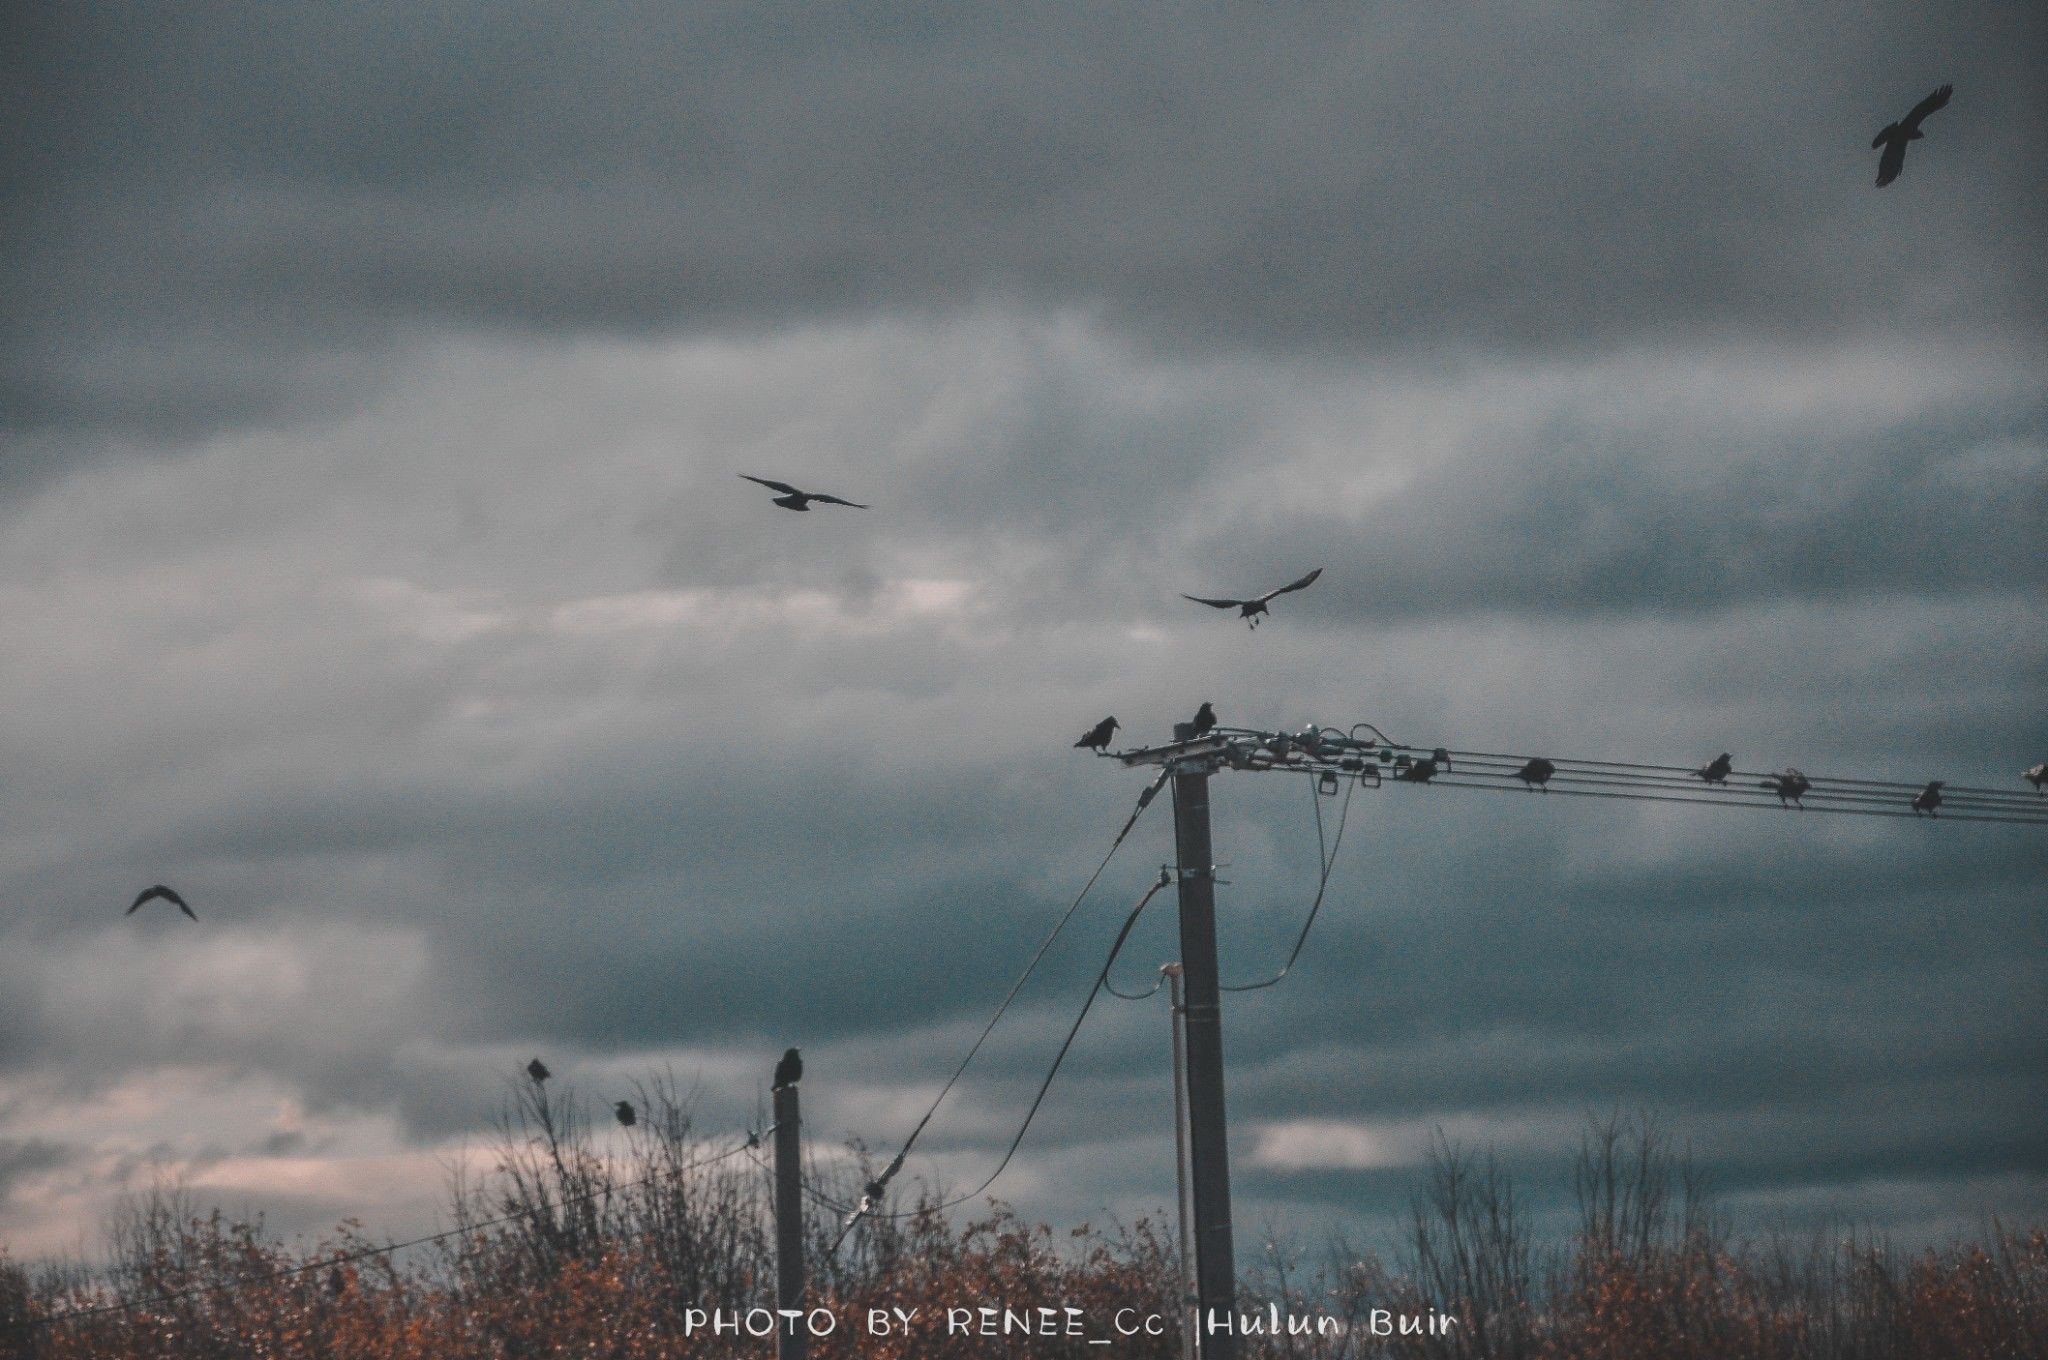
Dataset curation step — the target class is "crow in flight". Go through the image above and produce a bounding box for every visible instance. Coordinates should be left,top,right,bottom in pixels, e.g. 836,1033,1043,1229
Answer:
2024,763,2047,794
127,885,196,921
738,475,869,511
1515,757,1556,791
1075,716,1119,752
1911,781,1944,817
1872,84,1952,187
1182,567,1323,629
526,1058,551,1083
773,1048,803,1090
1188,702,1217,736
1698,753,1733,786
1761,769,1813,807
614,1100,637,1127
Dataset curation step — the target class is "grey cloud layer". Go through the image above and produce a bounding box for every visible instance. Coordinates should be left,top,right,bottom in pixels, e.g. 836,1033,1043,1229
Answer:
7,1,2044,444
2,0,2042,1258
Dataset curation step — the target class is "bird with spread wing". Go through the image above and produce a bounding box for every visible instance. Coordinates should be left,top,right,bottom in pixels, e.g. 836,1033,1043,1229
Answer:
738,475,868,511
127,885,197,921
1871,84,1951,187
1182,567,1323,629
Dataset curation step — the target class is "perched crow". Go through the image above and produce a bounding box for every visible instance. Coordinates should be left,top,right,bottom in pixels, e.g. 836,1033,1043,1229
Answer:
1698,753,1734,786
2024,763,2047,794
1872,84,1952,187
1189,702,1217,736
1515,757,1556,790
614,1100,637,1127
1182,568,1323,629
1761,769,1813,807
738,474,868,511
1911,781,1944,817
1396,755,1443,784
773,1047,803,1090
526,1058,551,1084
126,885,197,921
1075,716,1119,752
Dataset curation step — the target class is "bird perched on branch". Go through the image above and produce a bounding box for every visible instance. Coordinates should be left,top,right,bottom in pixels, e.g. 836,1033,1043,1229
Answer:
127,885,196,921
1188,702,1217,736
1075,716,1119,752
1698,753,1733,786
738,475,868,511
1182,568,1323,629
526,1058,551,1084
1911,781,1944,817
1871,84,1951,187
2024,763,2047,794
1515,758,1556,791
1761,769,1813,807
614,1100,637,1127
773,1048,803,1090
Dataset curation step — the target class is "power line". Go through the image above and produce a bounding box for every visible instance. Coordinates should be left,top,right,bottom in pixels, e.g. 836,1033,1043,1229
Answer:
11,1126,770,1334
831,772,1166,1223
1223,771,1356,992
832,869,1175,1249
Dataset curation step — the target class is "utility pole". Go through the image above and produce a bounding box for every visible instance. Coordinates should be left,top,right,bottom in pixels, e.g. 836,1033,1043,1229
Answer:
773,1074,805,1360
1164,963,1197,1360
1168,725,1239,1357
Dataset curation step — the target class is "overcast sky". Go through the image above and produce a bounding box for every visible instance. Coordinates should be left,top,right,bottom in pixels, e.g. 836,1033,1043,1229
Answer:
3,0,2044,1265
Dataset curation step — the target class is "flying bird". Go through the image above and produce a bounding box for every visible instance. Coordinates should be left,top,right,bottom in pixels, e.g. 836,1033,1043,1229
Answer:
1182,567,1323,629
1698,753,1733,786
1871,84,1952,187
738,475,868,511
1761,769,1813,807
2024,763,2047,793
1911,781,1944,817
526,1058,551,1084
1514,757,1556,791
1075,716,1120,752
1188,702,1217,737
126,885,196,921
614,1100,637,1127
773,1047,803,1090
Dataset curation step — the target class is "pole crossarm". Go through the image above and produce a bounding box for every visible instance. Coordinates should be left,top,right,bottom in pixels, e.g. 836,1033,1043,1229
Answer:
1101,723,2048,826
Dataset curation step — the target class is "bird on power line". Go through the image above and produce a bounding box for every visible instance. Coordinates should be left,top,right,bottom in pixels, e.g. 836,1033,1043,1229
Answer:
2024,763,2047,794
1075,716,1119,752
1761,769,1813,807
1182,567,1323,629
126,885,197,921
526,1058,551,1084
773,1047,803,1090
1515,757,1557,790
614,1100,637,1127
1698,753,1733,786
1188,702,1217,736
1396,753,1444,783
738,474,869,511
1911,781,1944,817
1871,83,1952,187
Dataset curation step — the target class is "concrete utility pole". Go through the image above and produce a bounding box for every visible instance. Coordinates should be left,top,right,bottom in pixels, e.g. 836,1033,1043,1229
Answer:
1164,963,1197,1360
1166,725,1239,1357
773,1076,805,1360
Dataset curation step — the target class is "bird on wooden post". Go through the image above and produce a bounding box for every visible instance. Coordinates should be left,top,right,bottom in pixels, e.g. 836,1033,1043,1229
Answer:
774,1048,803,1090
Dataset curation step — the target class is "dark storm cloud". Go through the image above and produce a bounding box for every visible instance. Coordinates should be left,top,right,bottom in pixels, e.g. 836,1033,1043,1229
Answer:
6,0,2044,446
